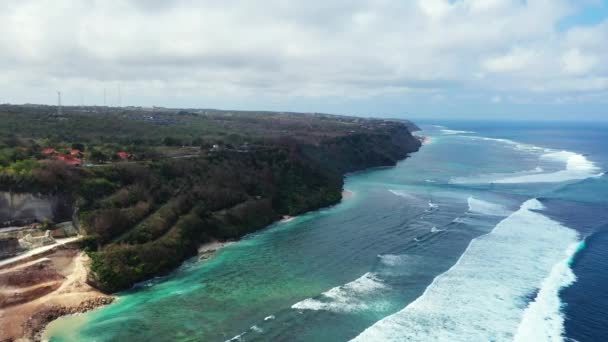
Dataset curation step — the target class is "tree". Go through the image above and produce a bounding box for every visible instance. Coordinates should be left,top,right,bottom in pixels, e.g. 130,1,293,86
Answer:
72,143,86,151
89,149,108,163
163,137,182,146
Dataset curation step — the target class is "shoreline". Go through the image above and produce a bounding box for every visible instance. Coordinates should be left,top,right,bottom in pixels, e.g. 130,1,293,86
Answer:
197,240,234,261
40,241,231,341
0,246,114,341
35,157,402,340
39,187,361,340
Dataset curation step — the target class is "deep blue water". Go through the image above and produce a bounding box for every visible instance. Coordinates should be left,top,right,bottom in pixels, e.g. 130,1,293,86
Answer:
47,120,608,341
419,120,608,342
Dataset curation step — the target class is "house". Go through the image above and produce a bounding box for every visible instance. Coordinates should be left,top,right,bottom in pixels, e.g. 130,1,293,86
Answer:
69,149,83,156
56,154,82,166
42,148,57,155
116,151,132,160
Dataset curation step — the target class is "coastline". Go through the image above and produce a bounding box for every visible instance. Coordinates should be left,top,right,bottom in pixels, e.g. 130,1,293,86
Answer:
197,240,234,261
36,186,363,340
0,246,114,341
35,140,418,340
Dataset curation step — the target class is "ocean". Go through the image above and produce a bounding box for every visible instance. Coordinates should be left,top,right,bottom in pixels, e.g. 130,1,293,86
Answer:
45,120,608,342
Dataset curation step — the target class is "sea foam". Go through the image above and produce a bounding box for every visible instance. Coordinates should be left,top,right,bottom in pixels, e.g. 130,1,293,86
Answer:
440,129,476,135
495,151,602,184
388,189,417,200
352,199,580,342
513,241,584,342
467,197,511,217
456,135,602,185
292,272,387,313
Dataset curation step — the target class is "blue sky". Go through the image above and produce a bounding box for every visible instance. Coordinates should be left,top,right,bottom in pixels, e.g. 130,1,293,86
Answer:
559,1,608,30
0,0,607,121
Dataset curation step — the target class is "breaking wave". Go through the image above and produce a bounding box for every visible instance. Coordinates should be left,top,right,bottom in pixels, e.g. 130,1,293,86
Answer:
378,254,412,267
467,197,511,217
514,240,585,342
441,129,476,135
388,189,418,200
495,151,602,184
450,148,601,185
430,226,444,233
352,199,580,342
292,272,387,313
463,136,547,153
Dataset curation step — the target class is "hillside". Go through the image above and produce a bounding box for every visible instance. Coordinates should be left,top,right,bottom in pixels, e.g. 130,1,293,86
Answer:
0,105,421,292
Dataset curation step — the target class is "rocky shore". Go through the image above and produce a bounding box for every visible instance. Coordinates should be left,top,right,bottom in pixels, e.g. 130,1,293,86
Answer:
23,297,114,341
0,245,113,342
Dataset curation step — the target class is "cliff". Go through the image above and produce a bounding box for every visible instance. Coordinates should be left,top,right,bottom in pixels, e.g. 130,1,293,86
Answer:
303,123,421,174
0,192,73,227
86,122,420,292
0,105,421,293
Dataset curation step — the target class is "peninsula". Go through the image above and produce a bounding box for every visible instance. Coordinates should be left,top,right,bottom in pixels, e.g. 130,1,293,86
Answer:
0,104,420,340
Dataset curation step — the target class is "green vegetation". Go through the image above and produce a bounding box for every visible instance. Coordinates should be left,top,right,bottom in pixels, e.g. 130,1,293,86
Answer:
0,104,420,292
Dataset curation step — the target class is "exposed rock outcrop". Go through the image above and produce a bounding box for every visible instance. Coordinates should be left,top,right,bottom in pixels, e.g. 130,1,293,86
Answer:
0,237,20,259
0,192,73,228
18,231,56,250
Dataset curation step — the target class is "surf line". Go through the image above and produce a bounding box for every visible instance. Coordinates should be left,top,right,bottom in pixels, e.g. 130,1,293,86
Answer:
352,198,581,342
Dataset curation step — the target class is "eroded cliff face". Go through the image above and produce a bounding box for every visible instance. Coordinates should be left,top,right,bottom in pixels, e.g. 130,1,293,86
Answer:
302,122,422,174
0,192,73,227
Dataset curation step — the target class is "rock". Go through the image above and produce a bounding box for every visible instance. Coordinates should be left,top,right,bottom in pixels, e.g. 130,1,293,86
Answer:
18,232,56,250
0,237,20,259
23,296,115,341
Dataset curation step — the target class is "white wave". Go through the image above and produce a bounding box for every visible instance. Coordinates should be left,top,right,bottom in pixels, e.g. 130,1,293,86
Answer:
464,136,548,153
352,199,579,342
388,189,417,200
451,217,468,224
450,167,546,185
430,226,444,233
441,129,476,135
513,241,583,342
495,151,602,184
250,325,263,333
451,146,601,185
467,197,511,217
264,315,275,321
379,254,411,267
226,332,245,341
292,272,387,313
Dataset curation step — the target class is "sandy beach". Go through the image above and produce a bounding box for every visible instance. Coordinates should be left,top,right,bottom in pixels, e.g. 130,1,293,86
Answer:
0,243,113,341
342,189,354,200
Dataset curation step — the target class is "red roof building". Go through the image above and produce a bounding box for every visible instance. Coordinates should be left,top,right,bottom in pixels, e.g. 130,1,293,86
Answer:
69,149,83,156
56,154,82,166
116,151,132,160
42,148,57,155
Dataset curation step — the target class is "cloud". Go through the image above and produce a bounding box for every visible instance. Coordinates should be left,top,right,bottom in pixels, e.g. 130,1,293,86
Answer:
562,48,598,75
483,48,540,73
0,0,606,119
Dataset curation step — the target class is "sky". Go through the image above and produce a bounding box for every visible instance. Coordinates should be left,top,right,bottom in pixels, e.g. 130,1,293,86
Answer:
0,0,607,121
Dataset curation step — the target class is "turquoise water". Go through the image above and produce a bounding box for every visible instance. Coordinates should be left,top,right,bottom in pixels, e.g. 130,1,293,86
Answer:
46,123,607,341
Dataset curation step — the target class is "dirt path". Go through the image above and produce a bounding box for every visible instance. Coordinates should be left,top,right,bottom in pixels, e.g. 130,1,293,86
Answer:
0,245,113,341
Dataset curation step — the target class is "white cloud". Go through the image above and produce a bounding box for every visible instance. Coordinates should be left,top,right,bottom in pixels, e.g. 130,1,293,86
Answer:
483,48,540,73
0,0,605,118
562,48,598,75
